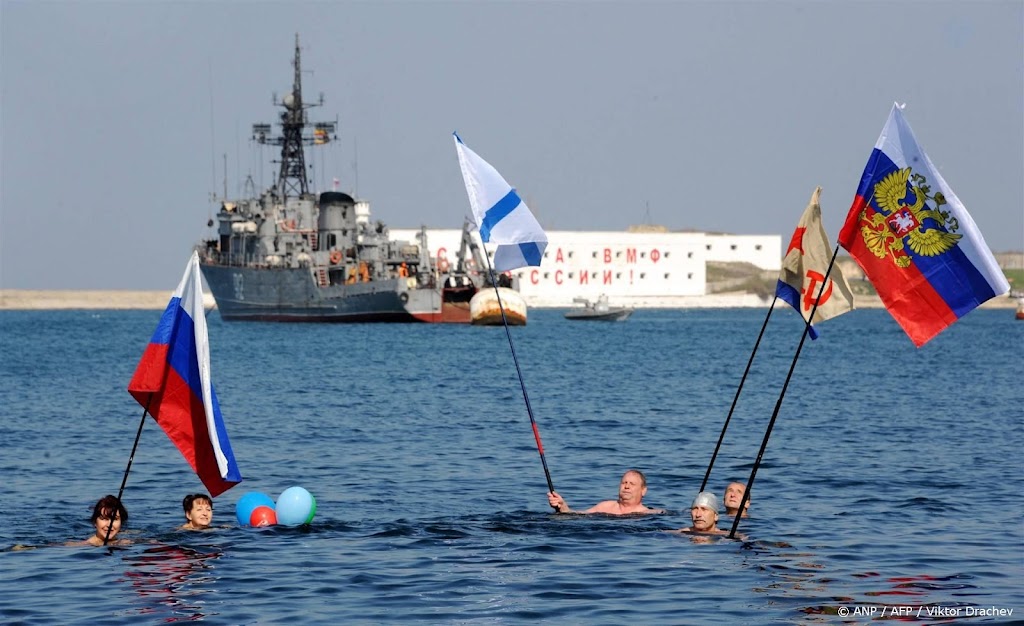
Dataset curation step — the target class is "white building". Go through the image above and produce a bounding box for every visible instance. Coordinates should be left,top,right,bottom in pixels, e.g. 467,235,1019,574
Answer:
390,228,781,308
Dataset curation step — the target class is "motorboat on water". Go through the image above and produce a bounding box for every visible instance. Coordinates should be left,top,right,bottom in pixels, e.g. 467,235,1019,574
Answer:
564,294,633,322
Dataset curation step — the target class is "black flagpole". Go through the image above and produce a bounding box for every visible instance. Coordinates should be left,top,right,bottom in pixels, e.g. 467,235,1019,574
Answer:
699,298,778,492
481,253,555,494
728,245,841,538
104,398,152,545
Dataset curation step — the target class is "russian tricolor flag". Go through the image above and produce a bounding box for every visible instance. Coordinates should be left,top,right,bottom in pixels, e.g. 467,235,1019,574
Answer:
839,104,1009,347
128,251,242,496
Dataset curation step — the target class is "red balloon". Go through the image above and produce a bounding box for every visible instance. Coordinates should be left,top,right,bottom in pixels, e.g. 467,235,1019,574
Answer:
249,505,277,527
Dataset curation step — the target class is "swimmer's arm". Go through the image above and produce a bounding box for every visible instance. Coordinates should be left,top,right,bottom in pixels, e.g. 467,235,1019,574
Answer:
548,491,575,514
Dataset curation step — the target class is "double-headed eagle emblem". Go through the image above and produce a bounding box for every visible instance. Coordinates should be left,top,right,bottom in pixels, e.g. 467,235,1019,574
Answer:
857,168,961,268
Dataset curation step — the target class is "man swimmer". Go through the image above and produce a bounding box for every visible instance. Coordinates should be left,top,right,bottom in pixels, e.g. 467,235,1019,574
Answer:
723,481,750,517
548,469,666,515
676,491,727,535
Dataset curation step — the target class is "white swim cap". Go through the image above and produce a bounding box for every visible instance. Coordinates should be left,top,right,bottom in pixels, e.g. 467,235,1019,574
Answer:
691,491,719,512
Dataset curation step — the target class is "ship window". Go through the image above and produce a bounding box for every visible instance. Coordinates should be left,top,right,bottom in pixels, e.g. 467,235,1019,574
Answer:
755,244,762,251
616,273,621,279
639,272,646,279
543,251,549,258
730,244,737,250
591,272,598,279
688,273,693,279
616,251,622,258
592,251,597,258
664,273,670,279
687,252,693,258
664,251,670,258
328,234,337,248
568,272,575,279
568,251,574,258
640,252,646,258
706,244,712,250
544,273,550,279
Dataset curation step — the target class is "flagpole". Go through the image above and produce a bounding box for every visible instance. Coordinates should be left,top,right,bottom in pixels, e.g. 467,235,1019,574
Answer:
728,245,841,538
483,255,556,494
699,298,778,492
105,398,151,545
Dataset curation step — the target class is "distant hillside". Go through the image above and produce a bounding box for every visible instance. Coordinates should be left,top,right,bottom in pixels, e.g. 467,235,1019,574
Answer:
708,255,1024,304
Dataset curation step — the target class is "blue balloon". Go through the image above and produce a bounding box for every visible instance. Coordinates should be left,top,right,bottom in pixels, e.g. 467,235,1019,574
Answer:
235,492,275,527
275,486,316,526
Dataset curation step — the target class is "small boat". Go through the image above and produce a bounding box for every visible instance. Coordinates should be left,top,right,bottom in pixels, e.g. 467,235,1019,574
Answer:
1016,297,1024,321
564,295,633,322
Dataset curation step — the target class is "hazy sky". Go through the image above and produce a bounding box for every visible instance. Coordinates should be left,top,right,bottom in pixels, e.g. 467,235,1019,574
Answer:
2,0,1021,290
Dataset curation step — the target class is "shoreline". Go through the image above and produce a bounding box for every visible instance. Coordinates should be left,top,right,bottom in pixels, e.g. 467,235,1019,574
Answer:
0,290,209,310
0,289,1017,310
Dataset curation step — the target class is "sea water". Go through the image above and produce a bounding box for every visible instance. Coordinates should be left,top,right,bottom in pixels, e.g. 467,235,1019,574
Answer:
1,308,1021,624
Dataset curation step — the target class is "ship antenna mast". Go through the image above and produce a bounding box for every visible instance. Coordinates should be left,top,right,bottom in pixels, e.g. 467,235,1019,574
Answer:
252,33,337,202
279,34,308,198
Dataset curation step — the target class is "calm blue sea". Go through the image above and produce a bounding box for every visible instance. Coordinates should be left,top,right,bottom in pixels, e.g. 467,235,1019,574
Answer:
1,307,1022,624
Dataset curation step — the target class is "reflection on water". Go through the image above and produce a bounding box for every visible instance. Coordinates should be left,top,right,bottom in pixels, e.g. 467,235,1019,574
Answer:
121,545,223,622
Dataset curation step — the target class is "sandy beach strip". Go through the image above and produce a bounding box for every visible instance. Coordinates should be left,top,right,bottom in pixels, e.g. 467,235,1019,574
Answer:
0,290,188,310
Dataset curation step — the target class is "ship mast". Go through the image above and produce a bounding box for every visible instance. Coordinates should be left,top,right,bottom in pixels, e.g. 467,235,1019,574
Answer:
252,33,337,201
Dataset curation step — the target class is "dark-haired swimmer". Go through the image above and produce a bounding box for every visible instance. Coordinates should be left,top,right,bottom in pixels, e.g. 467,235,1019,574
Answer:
548,469,666,515
68,495,130,546
180,493,214,530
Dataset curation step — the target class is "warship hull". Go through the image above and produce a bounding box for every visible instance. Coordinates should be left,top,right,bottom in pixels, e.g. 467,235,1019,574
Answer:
201,264,474,323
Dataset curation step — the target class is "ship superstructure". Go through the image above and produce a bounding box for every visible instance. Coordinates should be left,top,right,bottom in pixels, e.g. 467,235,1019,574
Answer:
197,35,523,323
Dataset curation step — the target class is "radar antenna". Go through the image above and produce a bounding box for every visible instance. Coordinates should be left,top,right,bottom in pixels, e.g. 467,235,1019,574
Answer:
251,33,337,201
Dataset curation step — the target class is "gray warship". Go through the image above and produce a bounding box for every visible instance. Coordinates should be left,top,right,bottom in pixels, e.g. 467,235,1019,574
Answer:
197,36,518,323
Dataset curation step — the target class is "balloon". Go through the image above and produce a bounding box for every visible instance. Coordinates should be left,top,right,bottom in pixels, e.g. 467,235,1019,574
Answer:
304,496,317,524
235,492,275,526
275,486,316,526
249,505,277,527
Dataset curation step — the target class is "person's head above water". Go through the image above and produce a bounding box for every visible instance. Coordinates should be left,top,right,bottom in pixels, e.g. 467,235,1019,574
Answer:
617,469,648,505
92,495,128,527
687,491,721,533
724,482,749,516
181,493,214,530
83,495,128,546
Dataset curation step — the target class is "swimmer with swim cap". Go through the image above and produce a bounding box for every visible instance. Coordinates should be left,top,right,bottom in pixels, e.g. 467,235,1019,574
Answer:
676,491,727,535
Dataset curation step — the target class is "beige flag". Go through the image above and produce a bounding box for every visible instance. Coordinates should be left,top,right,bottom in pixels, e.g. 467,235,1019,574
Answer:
777,187,855,337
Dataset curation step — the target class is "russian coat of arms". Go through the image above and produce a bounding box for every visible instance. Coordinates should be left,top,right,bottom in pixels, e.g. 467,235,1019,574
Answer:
857,168,962,268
